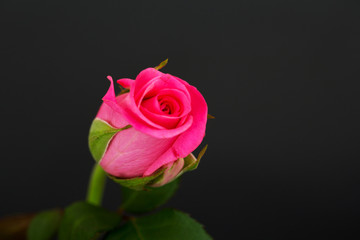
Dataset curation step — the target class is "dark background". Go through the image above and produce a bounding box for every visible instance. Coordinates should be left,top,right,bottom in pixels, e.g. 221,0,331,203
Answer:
1,0,360,239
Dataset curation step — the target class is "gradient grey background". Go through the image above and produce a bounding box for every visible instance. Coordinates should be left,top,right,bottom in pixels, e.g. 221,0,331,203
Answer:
1,0,360,239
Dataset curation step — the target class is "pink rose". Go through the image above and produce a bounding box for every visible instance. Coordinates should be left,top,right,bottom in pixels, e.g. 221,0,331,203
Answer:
89,67,208,187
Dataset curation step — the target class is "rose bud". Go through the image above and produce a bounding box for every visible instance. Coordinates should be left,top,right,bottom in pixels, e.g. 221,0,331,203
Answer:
89,66,208,190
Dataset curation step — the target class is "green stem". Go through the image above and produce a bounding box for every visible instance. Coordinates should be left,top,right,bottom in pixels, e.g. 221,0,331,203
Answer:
86,163,107,206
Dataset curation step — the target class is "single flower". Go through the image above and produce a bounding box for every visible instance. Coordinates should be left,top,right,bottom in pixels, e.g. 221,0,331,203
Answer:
89,64,208,189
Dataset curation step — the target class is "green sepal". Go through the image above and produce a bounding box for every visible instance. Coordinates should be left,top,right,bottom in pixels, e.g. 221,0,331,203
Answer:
107,168,165,191
119,88,130,94
120,179,179,214
58,201,121,240
148,158,184,187
88,118,131,162
154,59,168,70
183,154,198,172
105,209,212,240
27,209,63,240
207,114,215,119
178,145,208,177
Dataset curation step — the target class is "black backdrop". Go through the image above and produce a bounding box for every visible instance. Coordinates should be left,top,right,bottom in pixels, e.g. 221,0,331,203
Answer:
1,0,360,239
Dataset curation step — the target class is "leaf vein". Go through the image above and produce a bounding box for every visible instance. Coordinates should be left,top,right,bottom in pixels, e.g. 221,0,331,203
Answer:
131,218,145,240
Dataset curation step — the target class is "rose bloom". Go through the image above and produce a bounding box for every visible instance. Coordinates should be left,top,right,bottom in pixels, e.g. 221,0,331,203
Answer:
94,68,208,180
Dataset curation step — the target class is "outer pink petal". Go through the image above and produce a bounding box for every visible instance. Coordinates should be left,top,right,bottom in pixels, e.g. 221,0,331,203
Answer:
133,68,163,95
102,76,127,118
99,125,177,178
173,85,208,157
96,100,129,129
143,85,207,176
143,147,178,176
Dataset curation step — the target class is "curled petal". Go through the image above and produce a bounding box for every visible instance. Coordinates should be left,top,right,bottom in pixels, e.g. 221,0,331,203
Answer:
117,78,134,89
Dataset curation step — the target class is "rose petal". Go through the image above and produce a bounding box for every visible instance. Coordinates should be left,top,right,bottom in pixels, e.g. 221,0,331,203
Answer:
138,88,192,129
132,68,163,95
140,96,163,115
140,106,180,129
117,93,166,129
172,84,208,157
99,125,177,178
96,99,129,129
155,89,191,117
117,78,134,89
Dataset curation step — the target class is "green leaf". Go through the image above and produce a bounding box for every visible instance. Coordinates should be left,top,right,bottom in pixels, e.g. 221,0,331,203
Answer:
105,209,212,240
27,209,62,240
58,201,121,240
88,119,131,162
108,168,165,191
121,179,179,214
